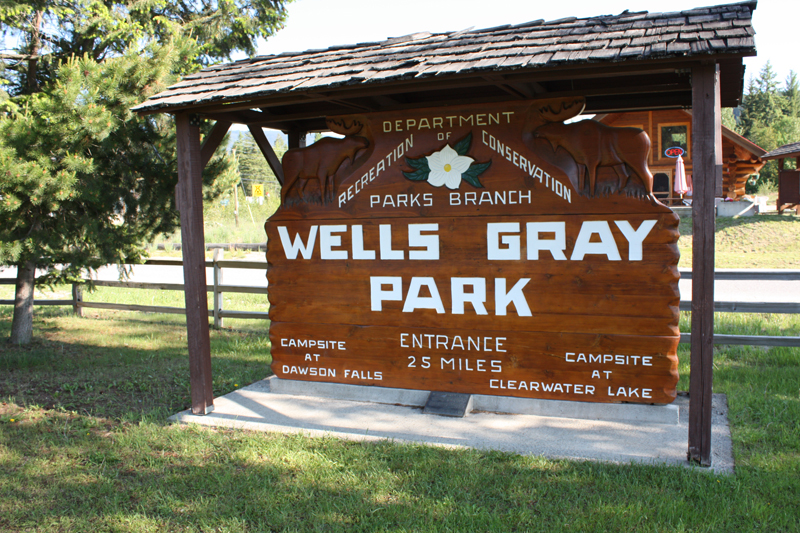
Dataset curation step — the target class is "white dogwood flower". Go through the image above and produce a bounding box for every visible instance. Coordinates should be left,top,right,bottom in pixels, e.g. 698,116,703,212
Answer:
426,145,473,189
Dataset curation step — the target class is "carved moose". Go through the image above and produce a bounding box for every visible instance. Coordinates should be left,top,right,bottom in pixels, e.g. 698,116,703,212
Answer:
526,98,655,200
281,119,370,205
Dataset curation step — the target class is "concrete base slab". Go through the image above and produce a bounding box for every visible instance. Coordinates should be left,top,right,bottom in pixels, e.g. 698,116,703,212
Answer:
269,377,678,425
170,377,734,474
473,394,679,425
269,377,430,406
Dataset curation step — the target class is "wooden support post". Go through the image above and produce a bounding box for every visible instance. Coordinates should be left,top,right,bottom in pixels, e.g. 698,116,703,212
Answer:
200,120,232,168
72,283,83,317
213,248,224,329
689,63,721,466
175,113,214,415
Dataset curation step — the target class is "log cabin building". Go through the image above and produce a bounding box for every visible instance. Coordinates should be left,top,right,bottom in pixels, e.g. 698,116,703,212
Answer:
596,109,766,203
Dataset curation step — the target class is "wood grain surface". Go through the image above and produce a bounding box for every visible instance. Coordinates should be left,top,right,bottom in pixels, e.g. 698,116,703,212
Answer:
266,99,681,404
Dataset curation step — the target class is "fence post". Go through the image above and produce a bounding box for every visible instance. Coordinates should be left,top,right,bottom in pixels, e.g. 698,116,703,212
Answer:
72,283,83,317
213,248,224,329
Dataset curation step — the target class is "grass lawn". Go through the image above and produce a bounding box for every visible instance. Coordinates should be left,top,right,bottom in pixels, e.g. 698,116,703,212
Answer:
678,213,800,269
1,306,798,531
0,213,798,531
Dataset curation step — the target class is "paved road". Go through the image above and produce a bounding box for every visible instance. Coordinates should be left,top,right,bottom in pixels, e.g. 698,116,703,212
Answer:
91,261,270,288
3,262,799,303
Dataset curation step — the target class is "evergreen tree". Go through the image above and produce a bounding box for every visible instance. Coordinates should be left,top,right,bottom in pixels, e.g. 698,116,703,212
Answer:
1,0,290,344
721,108,738,132
739,62,783,139
232,131,285,195
738,62,800,191
1,0,290,94
782,71,800,118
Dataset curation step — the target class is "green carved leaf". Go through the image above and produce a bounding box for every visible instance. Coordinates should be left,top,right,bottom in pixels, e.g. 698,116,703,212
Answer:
461,173,484,188
460,160,492,188
405,156,429,171
403,168,429,181
404,156,430,181
453,132,472,156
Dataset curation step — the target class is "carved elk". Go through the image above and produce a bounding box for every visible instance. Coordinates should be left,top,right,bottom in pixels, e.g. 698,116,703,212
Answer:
281,119,370,205
526,98,655,200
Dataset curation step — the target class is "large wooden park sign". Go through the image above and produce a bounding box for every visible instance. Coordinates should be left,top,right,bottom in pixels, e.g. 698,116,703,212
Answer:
266,97,680,405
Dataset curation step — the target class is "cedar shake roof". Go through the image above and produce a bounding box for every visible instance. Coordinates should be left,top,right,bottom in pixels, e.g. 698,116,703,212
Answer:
762,142,800,161
133,1,757,130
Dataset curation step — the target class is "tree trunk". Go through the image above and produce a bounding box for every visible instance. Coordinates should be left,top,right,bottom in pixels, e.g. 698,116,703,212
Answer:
27,10,44,92
234,183,240,227
10,260,36,345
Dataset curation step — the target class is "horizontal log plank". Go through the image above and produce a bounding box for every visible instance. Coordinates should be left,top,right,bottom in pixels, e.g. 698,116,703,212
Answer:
0,299,73,306
217,285,269,294
213,260,267,270
679,333,800,347
78,280,268,294
79,301,190,315
678,269,800,281
219,310,270,319
679,301,800,314
267,212,681,339
270,322,679,404
8,266,799,282
91,280,187,291
142,258,267,269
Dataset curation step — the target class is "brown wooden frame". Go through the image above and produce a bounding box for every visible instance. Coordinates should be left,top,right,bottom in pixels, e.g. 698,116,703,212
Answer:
150,5,750,460
658,122,692,162
169,76,725,463
689,63,721,466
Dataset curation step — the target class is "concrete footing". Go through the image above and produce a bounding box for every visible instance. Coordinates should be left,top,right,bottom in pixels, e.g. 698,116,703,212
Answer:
269,378,679,425
169,377,734,473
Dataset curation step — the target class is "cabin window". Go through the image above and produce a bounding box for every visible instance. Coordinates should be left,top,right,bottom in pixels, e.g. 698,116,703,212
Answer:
659,124,689,160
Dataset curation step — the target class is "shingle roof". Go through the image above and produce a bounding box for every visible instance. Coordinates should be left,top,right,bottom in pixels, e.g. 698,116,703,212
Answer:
762,142,800,161
133,1,757,115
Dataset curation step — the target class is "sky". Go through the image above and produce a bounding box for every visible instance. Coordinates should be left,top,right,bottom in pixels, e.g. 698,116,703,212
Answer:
255,0,797,87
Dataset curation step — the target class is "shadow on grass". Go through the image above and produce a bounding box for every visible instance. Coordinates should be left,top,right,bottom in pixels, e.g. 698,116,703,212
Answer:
1,309,271,419
1,413,791,532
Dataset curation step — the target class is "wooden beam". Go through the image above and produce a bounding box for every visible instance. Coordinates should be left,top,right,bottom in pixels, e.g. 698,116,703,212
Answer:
200,120,231,168
175,113,214,415
689,63,722,466
137,58,715,118
248,125,285,184
191,83,691,132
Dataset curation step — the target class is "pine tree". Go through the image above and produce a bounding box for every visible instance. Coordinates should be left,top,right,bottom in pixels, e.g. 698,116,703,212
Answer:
739,62,783,140
232,131,285,195
737,62,800,191
1,0,291,344
782,71,800,118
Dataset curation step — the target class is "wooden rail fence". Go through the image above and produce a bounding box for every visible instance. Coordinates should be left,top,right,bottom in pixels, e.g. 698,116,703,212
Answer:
2,261,800,347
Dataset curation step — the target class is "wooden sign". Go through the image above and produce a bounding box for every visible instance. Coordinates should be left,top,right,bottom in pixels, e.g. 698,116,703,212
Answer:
266,98,680,404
